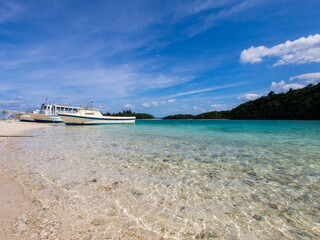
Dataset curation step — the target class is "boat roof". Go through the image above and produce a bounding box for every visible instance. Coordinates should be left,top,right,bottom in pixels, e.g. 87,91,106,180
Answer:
41,103,82,109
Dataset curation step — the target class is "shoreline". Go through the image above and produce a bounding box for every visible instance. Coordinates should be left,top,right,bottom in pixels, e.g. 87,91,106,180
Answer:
0,121,51,239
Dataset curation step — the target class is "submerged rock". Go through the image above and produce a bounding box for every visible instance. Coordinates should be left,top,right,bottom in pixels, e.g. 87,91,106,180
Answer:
251,194,260,202
247,171,257,177
243,180,255,187
195,230,218,239
269,202,278,209
91,218,105,226
112,181,119,187
252,214,262,221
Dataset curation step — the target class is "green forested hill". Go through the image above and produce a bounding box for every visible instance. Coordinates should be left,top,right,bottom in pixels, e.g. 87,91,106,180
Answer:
103,110,155,119
163,83,320,120
163,111,230,119
163,114,194,119
230,83,320,119
194,111,230,119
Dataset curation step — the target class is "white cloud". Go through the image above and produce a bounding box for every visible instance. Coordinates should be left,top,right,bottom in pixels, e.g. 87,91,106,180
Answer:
167,82,247,98
141,103,151,108
289,72,320,84
151,101,159,106
124,104,135,109
210,104,229,111
0,97,24,109
237,93,261,101
160,101,166,104
168,99,176,103
270,80,305,93
192,106,206,113
181,105,188,109
240,34,320,66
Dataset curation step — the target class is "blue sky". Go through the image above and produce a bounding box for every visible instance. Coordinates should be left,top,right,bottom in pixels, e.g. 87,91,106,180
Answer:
0,0,320,117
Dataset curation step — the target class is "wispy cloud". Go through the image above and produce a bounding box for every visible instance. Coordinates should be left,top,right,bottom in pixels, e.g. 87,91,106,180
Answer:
141,103,151,108
0,96,24,109
237,93,261,101
167,82,247,98
289,72,320,84
0,0,22,23
124,104,135,109
192,105,206,113
240,34,320,66
182,0,267,36
210,103,230,111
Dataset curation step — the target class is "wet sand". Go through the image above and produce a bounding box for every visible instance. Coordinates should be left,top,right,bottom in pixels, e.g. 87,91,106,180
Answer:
0,121,50,239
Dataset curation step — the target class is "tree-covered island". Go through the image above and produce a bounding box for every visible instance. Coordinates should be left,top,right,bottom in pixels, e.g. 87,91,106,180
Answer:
163,83,320,120
103,110,155,119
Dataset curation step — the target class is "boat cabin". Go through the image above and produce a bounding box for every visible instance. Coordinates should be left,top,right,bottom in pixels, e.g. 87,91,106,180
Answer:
40,103,81,115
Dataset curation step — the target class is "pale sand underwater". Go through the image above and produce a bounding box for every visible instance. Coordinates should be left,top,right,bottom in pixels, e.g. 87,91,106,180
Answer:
0,121,50,240
0,120,320,239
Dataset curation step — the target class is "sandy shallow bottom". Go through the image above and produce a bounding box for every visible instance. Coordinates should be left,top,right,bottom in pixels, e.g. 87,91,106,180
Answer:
0,121,51,240
1,120,320,240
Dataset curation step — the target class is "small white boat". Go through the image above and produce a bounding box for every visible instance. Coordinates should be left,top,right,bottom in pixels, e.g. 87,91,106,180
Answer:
58,108,136,125
29,100,81,123
18,112,34,122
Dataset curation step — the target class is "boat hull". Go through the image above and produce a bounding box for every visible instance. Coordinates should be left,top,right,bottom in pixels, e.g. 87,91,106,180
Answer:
58,114,135,125
29,113,63,123
18,113,35,122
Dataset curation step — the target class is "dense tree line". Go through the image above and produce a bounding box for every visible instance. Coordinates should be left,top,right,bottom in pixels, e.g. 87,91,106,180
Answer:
194,111,230,119
163,114,194,119
229,83,320,120
163,111,230,119
103,110,155,119
163,83,320,120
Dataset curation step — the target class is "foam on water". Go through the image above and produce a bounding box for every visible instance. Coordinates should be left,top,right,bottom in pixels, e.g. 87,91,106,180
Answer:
9,120,320,239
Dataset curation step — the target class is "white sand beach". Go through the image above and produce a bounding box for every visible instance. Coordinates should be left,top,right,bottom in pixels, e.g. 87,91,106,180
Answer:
0,121,50,239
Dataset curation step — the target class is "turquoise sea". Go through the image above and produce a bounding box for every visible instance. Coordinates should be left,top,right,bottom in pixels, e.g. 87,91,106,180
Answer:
8,120,320,239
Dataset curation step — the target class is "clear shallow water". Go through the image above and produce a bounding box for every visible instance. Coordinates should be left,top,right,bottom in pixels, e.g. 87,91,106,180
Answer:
11,120,320,239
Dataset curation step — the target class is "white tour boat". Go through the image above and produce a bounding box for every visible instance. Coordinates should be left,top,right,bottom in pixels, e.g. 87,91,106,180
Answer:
29,100,81,123
18,112,34,122
58,108,136,125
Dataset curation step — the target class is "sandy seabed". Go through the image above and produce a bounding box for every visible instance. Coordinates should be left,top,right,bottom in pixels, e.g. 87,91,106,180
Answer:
0,121,50,240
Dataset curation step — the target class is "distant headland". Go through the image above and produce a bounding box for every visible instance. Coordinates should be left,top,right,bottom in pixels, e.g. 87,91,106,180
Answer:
103,110,155,119
164,83,320,120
